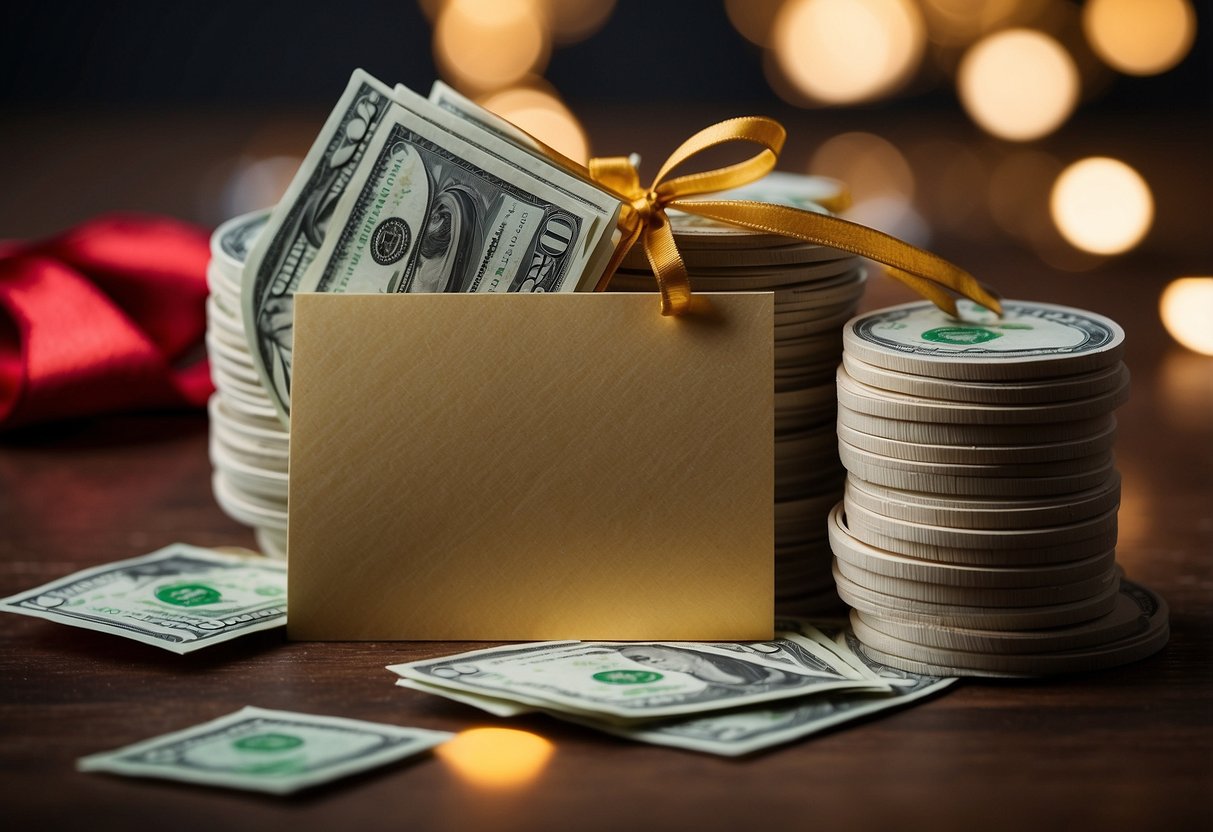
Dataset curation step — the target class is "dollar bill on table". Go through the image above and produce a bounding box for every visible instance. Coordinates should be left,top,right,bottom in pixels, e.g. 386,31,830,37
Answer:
0,544,286,653
596,625,956,757
78,707,452,795
242,68,622,421
387,634,891,724
390,626,955,756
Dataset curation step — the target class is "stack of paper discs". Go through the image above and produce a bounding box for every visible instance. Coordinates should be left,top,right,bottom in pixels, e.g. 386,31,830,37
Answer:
607,172,864,615
205,210,289,560
829,299,1169,676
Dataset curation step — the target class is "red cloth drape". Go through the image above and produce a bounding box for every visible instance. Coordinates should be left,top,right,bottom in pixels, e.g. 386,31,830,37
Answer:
0,215,213,430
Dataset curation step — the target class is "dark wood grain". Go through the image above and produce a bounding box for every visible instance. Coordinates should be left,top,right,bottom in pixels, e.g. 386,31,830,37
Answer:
1,109,1209,832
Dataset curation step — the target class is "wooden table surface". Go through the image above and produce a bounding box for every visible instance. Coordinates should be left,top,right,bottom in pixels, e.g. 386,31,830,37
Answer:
1,109,1210,831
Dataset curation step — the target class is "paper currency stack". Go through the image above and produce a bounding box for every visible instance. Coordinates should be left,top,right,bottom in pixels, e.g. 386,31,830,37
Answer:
829,299,1169,676
608,172,865,616
205,210,289,559
206,70,631,558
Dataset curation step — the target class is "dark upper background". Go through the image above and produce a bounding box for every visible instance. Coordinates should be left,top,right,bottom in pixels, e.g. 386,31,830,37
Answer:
1,1,1207,110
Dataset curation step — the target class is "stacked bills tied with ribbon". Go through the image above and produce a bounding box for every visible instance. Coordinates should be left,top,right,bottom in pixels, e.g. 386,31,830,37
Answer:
206,70,628,553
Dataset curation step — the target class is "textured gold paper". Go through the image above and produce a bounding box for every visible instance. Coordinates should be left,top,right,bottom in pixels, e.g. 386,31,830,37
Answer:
287,292,773,641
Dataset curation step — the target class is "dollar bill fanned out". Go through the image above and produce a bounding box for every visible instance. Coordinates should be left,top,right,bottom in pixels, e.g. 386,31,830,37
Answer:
242,69,622,422
0,544,286,653
78,707,452,794
387,624,955,754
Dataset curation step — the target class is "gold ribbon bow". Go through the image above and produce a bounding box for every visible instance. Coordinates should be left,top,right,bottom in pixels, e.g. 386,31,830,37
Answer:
584,116,1002,318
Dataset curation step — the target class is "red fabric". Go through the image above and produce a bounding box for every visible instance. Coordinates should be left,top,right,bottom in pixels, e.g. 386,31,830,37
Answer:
0,215,213,429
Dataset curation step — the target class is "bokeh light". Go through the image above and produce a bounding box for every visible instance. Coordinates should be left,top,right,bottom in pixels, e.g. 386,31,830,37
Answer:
958,29,1079,141
435,727,555,788
1050,157,1153,254
479,84,590,164
772,0,926,105
1160,278,1213,356
1083,0,1196,76
434,0,550,94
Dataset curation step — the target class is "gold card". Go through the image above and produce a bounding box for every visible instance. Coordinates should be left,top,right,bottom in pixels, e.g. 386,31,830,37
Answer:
287,292,773,641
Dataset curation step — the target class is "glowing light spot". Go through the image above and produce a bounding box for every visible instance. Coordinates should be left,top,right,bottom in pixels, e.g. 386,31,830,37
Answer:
1050,157,1153,255
436,727,555,788
1084,0,1196,76
1160,278,1213,356
773,0,926,104
726,0,786,47
480,85,590,164
434,0,550,94
958,29,1079,141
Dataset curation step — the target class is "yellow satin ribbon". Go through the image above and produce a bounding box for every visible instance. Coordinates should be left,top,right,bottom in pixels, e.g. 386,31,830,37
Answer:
583,116,1002,318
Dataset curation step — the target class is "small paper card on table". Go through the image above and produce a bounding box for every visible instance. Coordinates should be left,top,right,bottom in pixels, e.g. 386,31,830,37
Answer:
287,292,773,641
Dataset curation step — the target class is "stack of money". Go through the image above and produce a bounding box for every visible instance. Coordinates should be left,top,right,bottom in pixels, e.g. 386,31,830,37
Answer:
210,71,632,558
830,299,1170,676
608,172,865,615
386,620,954,756
205,211,289,559
240,71,624,427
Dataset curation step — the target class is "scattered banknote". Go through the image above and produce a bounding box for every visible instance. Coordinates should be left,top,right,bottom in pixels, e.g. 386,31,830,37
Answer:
387,635,890,723
78,706,452,795
389,624,955,755
242,69,622,420
592,625,955,757
576,670,953,756
0,544,286,653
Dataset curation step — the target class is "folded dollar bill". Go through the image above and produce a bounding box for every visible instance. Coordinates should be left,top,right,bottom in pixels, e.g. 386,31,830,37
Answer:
387,633,890,724
389,624,954,756
78,706,452,794
583,627,954,755
0,543,286,653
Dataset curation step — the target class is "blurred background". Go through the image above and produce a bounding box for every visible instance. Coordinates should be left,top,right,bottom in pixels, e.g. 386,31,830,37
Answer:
0,0,1210,355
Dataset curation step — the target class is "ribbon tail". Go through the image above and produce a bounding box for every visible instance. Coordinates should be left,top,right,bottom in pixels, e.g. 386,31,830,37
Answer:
643,213,692,316
677,200,1003,316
